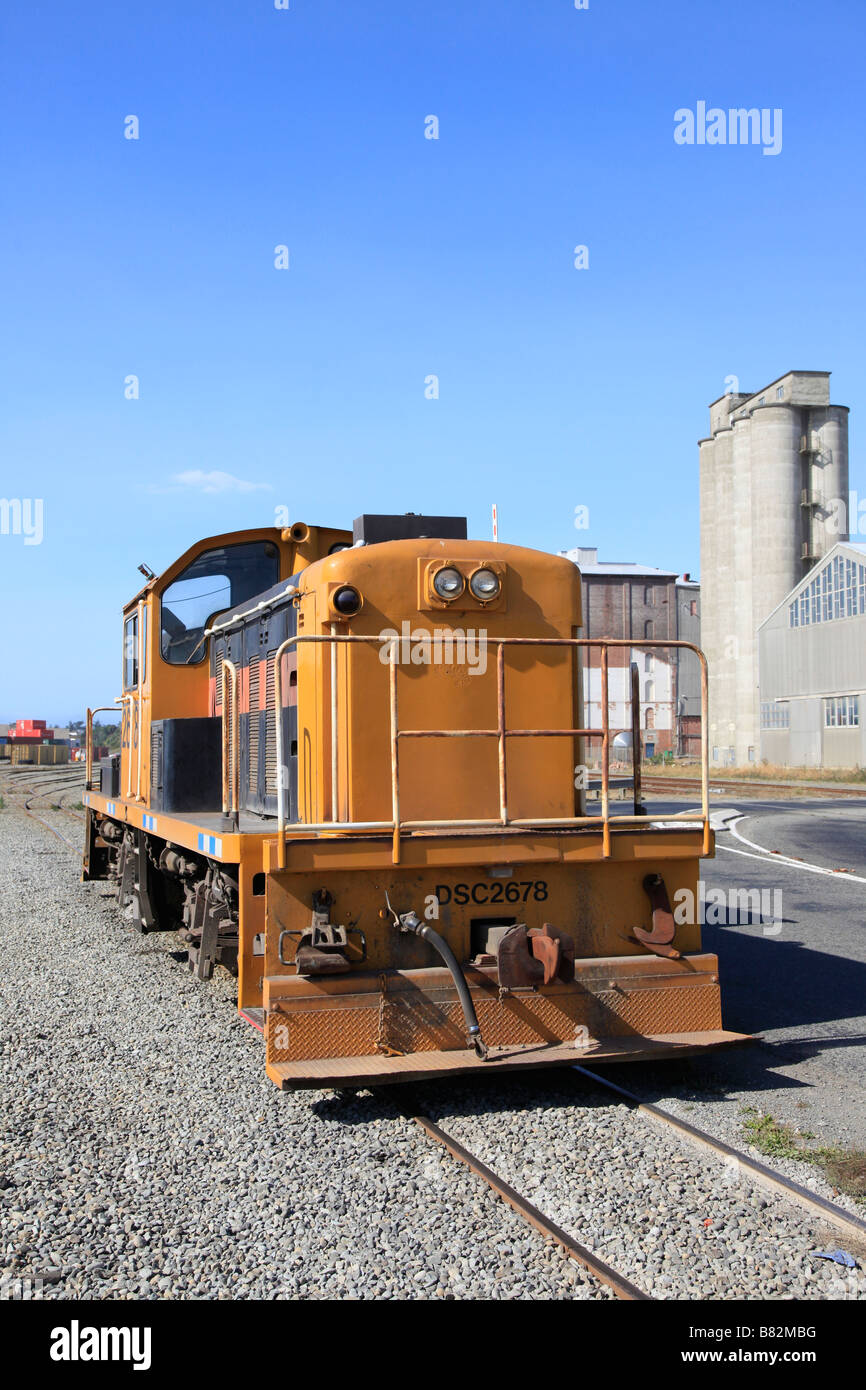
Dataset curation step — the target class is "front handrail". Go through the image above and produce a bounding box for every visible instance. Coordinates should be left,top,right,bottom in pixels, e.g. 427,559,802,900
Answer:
85,705,120,791
220,658,239,819
265,633,710,865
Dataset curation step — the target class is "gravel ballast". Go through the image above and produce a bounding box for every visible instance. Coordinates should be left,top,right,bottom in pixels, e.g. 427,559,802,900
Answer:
0,806,603,1301
416,1074,866,1300
2,798,864,1301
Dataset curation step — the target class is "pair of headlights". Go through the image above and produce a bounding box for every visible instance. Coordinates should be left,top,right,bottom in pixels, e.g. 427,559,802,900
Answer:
433,566,500,602
332,565,501,617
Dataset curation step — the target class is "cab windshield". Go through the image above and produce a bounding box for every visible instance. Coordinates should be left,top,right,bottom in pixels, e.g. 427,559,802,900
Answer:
160,541,280,664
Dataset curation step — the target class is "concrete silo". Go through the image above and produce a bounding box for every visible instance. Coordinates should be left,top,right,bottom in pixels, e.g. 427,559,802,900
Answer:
698,372,849,766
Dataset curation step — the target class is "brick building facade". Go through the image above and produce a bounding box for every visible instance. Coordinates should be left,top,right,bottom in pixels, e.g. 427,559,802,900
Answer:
559,548,702,763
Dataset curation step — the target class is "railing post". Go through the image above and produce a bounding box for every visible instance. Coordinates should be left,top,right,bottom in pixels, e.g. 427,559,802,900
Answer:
601,644,611,858
330,623,339,823
390,652,400,864
123,694,134,799
85,704,122,793
136,599,144,801
699,649,711,855
273,638,295,870
497,643,508,824
630,660,643,815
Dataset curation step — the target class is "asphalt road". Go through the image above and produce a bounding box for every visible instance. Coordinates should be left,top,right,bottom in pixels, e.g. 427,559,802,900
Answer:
609,796,866,1153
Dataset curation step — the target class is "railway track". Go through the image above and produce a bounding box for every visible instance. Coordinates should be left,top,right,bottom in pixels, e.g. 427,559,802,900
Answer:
2,767,86,809
0,767,86,852
18,809,82,855
641,774,866,800
400,1094,648,1299
7,778,865,1297
397,1066,866,1300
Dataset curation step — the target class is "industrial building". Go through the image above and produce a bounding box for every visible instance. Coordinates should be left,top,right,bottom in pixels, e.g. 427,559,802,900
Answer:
560,547,701,761
699,370,849,766
758,541,866,768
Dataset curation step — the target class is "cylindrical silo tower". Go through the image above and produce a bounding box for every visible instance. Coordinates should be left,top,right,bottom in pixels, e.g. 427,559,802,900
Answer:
699,373,848,770
698,433,719,739
750,404,803,615
731,417,755,760
808,406,850,554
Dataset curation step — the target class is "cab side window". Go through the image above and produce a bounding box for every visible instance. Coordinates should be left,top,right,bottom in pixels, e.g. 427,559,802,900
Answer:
160,541,279,665
123,614,139,689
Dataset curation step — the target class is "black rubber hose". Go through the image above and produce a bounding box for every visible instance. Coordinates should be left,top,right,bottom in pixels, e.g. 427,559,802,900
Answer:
400,917,487,1058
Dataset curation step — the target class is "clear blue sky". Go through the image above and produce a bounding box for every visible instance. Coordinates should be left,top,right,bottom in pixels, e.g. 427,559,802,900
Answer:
1,0,864,721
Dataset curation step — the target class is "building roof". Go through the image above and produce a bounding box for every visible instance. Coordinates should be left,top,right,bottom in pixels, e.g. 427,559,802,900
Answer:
559,547,683,580
757,541,866,630
707,370,832,410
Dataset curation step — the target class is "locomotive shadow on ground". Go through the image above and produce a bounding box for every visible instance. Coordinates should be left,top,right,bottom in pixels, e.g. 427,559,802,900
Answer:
700,909,864,1033
310,908,866,1125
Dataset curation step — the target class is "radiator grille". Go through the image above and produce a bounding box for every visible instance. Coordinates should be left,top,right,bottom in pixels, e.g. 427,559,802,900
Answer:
150,725,162,798
265,653,277,794
248,656,260,790
215,649,224,714
224,665,235,808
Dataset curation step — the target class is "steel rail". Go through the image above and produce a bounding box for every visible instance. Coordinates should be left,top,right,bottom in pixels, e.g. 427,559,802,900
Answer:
574,1066,866,1246
25,794,86,820
5,771,87,821
398,1095,651,1301
20,807,82,855
14,778,86,799
641,773,866,801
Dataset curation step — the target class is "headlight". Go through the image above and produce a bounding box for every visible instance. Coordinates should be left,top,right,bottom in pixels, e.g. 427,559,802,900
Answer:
433,566,465,600
469,568,501,601
332,585,362,615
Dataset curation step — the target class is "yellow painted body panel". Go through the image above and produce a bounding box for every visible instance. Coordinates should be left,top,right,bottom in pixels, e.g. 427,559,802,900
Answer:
295,538,582,827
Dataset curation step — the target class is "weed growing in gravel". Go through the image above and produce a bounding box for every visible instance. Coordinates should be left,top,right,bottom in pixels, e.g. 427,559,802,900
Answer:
824,1153,866,1201
742,1109,812,1158
0,795,4,810
742,1109,866,1205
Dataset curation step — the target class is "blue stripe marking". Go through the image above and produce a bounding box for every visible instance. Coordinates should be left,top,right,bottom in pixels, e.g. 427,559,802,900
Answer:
197,832,223,857
142,814,157,831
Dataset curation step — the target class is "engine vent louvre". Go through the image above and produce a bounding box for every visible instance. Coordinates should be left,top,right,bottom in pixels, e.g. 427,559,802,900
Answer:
215,649,224,714
265,653,277,793
248,655,260,789
224,665,235,803
150,724,163,799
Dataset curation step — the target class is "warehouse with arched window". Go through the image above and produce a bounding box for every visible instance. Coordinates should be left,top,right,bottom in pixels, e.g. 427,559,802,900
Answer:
758,541,866,767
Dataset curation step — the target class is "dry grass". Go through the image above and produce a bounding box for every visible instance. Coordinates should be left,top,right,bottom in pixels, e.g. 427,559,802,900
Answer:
742,1109,866,1205
824,1153,866,1201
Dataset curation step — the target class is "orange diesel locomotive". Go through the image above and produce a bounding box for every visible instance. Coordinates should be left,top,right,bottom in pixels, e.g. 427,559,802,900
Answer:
82,514,745,1088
